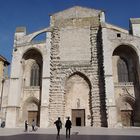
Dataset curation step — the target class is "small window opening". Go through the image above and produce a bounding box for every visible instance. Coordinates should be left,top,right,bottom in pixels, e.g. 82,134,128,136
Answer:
117,33,121,37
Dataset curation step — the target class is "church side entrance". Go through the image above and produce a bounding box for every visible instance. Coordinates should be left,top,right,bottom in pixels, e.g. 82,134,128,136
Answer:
28,111,39,126
72,109,85,126
121,110,133,126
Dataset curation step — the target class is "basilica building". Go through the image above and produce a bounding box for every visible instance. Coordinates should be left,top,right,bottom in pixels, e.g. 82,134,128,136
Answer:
2,6,140,128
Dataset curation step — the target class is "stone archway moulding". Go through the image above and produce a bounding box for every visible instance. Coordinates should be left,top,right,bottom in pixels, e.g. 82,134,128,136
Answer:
22,47,43,59
63,68,92,89
23,96,39,106
112,43,139,57
117,94,135,110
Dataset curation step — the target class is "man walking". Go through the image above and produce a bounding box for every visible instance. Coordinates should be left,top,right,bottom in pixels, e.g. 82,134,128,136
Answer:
54,117,62,138
65,117,72,138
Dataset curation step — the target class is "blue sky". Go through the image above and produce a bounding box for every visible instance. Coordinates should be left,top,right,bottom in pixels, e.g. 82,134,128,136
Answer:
0,0,140,62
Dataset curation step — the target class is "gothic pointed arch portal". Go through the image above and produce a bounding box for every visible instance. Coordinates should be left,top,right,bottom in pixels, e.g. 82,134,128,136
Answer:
21,49,43,127
120,105,134,127
65,72,92,126
117,95,135,127
112,44,140,127
23,97,40,126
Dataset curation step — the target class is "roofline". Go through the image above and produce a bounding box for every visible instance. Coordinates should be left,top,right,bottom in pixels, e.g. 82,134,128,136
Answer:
49,5,103,16
0,55,10,65
101,22,129,33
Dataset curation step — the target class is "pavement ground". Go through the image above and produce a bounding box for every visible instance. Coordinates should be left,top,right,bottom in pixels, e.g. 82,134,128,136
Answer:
0,126,140,136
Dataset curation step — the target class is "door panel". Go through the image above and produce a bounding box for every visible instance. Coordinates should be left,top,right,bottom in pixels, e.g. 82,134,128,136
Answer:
121,110,132,126
28,111,38,125
72,109,85,126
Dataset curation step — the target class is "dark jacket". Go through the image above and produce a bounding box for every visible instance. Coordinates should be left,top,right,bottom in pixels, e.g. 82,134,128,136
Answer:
65,120,72,128
54,120,62,129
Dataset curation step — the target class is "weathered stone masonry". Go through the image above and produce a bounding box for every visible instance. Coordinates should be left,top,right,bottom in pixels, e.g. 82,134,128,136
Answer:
49,27,65,125
90,26,107,127
3,6,140,128
48,17,107,126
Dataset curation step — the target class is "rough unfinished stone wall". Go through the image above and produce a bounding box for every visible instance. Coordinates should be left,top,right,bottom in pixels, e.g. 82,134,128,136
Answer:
49,24,107,127
49,27,65,125
89,26,107,127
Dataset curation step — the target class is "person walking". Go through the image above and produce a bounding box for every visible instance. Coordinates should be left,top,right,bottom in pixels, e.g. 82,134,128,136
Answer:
65,117,72,138
54,117,62,138
25,120,28,132
32,119,36,131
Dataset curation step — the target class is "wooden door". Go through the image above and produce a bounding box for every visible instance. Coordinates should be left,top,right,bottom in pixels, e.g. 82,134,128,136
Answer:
72,109,85,126
121,110,132,126
28,111,38,126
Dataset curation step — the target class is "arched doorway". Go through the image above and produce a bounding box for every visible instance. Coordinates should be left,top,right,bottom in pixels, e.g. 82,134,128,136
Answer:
65,72,92,126
23,97,40,126
112,45,139,126
117,96,135,127
21,49,42,126
121,107,133,127
27,102,39,126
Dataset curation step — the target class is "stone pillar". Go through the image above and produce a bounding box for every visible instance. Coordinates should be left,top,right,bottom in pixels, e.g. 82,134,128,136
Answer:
6,107,19,127
90,26,107,127
40,32,51,128
6,45,23,128
90,26,101,127
49,27,64,126
6,77,22,127
101,26,117,127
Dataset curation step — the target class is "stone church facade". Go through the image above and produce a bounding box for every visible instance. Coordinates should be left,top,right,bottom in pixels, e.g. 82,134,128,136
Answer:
3,6,140,128
0,55,9,125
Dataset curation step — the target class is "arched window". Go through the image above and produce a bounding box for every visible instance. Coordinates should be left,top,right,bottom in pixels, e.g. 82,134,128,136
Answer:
30,63,40,86
117,58,129,82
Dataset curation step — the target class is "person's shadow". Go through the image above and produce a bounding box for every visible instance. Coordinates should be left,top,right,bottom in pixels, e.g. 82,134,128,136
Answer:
56,135,60,140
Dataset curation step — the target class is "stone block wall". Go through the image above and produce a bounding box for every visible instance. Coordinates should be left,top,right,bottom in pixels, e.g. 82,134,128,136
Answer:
49,20,107,127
